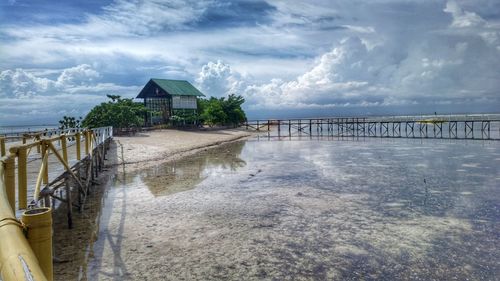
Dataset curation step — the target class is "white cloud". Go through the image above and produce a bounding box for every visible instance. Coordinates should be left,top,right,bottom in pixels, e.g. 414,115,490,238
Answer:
0,69,55,98
0,64,140,124
2,0,500,123
196,60,246,98
56,64,100,87
444,1,486,28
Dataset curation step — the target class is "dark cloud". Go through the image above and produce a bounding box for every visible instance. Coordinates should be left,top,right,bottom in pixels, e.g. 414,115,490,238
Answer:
195,1,276,28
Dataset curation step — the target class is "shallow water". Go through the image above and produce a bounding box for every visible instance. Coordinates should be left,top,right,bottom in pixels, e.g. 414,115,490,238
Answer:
87,137,500,280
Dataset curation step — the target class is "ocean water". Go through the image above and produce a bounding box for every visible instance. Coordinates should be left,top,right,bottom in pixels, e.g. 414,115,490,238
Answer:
0,125,58,136
88,137,500,280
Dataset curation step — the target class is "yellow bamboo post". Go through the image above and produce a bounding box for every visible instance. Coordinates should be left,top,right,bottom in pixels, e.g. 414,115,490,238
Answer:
61,135,68,166
0,137,5,157
17,147,28,209
33,150,49,203
41,142,49,185
85,130,90,155
4,155,16,212
21,207,53,281
0,164,49,281
76,132,81,160
36,134,41,153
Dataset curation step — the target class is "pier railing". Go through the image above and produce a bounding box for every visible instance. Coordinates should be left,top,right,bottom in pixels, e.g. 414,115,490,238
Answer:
242,114,500,140
0,126,113,281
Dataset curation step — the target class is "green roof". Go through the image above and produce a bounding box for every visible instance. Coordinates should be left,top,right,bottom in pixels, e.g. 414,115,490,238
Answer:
137,79,205,99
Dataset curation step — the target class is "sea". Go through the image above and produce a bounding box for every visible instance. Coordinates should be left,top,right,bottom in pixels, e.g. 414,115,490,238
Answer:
0,124,58,136
86,136,500,280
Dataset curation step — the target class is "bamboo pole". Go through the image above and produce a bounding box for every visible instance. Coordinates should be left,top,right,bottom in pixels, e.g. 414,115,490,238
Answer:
0,163,49,281
0,137,5,157
76,132,81,160
18,147,28,209
3,155,16,213
47,142,84,189
33,150,49,203
84,131,90,155
61,135,68,165
41,142,49,185
21,207,53,281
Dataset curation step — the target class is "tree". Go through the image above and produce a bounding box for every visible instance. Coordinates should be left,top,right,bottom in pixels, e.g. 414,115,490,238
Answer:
197,94,246,127
201,98,228,126
58,115,82,130
221,94,246,126
82,95,147,129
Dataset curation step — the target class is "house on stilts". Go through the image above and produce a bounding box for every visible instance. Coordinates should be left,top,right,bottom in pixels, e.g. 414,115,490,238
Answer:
137,78,205,126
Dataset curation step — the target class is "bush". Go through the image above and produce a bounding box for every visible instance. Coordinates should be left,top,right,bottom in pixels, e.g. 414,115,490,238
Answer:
82,95,148,129
197,94,246,127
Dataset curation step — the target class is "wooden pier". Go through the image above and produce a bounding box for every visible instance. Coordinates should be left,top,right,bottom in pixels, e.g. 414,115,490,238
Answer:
243,114,500,140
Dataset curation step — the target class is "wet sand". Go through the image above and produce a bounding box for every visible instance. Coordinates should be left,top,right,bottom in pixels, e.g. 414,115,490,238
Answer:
52,128,253,281
54,133,499,280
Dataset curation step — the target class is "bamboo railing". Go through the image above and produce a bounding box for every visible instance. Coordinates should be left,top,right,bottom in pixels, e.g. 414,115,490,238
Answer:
0,127,113,281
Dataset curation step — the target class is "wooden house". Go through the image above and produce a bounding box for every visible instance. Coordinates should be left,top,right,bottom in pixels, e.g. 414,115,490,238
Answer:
137,79,205,125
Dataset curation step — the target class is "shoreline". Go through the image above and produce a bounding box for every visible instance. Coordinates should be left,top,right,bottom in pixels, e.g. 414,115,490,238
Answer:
111,129,254,173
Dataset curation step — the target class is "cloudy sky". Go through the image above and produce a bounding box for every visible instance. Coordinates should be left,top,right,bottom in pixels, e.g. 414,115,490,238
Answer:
1,0,499,125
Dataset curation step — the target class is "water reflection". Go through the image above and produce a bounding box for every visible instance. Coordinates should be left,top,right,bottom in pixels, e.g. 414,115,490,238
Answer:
137,141,246,196
85,137,499,280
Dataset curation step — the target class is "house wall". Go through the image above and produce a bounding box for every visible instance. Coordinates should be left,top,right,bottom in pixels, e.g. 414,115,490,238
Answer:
172,96,197,109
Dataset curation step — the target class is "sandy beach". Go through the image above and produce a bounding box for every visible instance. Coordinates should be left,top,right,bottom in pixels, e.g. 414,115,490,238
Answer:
112,129,253,172
52,128,254,281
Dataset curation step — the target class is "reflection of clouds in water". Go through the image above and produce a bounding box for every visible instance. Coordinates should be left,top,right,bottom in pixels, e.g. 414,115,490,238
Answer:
461,163,480,168
99,138,500,280
136,141,247,196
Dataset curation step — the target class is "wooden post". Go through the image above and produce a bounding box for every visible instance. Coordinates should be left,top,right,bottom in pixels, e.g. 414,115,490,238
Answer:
84,131,90,155
76,132,81,160
4,155,16,212
41,143,49,185
21,207,53,281
0,138,5,157
61,135,68,166
65,175,73,229
17,147,28,209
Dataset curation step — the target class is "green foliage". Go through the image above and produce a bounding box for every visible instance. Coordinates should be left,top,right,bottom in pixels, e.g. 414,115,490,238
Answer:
197,94,246,127
82,95,147,129
170,109,198,126
58,116,82,130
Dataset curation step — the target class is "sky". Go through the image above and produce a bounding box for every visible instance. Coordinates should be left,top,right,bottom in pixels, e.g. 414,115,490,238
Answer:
1,0,500,125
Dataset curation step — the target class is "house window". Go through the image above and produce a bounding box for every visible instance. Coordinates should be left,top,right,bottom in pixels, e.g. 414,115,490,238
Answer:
146,98,170,112
172,96,197,109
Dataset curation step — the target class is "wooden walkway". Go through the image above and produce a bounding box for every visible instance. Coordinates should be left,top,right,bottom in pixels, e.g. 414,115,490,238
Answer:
243,114,500,140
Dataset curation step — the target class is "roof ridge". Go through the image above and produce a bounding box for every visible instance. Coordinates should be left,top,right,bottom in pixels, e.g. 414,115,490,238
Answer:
151,78,188,82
